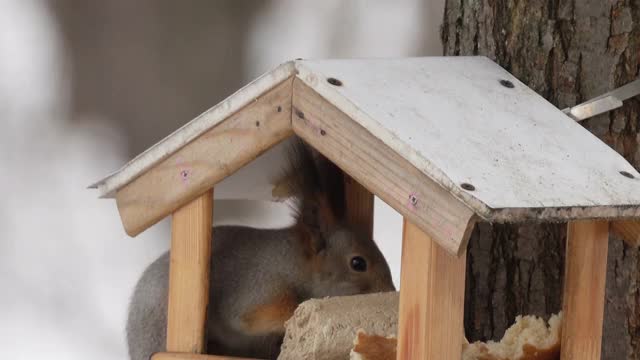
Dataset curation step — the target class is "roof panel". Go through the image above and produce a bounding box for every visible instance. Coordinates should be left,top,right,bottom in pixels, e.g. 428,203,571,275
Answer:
295,57,640,220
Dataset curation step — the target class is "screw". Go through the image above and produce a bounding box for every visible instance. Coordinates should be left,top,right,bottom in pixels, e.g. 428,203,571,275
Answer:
500,79,515,88
327,77,343,86
620,171,635,179
461,183,475,191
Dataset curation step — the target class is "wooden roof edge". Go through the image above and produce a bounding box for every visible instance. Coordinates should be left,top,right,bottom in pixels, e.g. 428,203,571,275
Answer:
487,204,640,222
88,61,297,198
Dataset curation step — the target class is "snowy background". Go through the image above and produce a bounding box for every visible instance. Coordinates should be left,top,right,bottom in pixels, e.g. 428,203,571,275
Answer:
0,1,444,358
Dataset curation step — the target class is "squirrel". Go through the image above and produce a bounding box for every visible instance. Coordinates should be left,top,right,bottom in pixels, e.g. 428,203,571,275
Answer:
125,138,395,360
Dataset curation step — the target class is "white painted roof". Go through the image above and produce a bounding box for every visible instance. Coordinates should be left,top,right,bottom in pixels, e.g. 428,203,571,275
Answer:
93,57,640,220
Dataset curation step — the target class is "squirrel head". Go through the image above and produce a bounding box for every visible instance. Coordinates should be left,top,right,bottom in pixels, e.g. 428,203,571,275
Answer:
301,226,396,297
283,138,396,297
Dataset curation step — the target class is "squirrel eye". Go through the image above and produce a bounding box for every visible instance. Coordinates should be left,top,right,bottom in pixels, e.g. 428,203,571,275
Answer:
350,256,367,272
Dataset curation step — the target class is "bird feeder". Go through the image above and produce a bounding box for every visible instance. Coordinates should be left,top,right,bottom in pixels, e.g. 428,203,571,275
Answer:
92,57,640,360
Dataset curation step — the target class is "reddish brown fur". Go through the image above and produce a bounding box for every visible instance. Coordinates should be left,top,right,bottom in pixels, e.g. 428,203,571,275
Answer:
241,292,299,335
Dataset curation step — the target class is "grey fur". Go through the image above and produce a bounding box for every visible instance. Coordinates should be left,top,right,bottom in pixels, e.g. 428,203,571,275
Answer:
126,225,395,360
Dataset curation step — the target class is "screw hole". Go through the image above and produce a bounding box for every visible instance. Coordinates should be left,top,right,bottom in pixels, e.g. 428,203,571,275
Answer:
295,109,305,119
461,183,475,191
409,194,418,206
499,79,515,88
327,77,343,86
320,129,326,136
255,121,260,127
620,171,635,179
276,106,282,113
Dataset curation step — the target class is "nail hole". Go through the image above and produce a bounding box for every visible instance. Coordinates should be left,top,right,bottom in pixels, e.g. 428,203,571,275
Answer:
620,171,635,179
409,194,418,206
499,79,514,88
277,106,282,113
180,170,189,179
327,77,343,86
320,129,326,136
461,183,475,191
255,121,260,127
295,109,305,119
295,57,303,60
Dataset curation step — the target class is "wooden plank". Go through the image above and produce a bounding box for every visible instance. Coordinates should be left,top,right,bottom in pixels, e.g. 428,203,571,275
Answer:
116,78,293,236
152,352,261,360
344,174,374,239
167,190,213,353
292,78,476,256
561,220,609,360
397,219,466,360
611,219,640,247
295,58,640,221
91,62,295,198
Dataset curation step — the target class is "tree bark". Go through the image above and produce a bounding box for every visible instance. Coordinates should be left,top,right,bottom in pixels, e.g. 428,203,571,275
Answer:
441,1,640,359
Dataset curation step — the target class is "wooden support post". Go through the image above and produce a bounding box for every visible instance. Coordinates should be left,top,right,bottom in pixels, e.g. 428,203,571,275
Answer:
344,174,374,239
167,190,214,353
561,220,609,360
397,219,466,360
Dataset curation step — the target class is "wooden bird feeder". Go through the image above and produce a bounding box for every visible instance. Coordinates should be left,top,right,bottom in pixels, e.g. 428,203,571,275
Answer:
92,57,640,360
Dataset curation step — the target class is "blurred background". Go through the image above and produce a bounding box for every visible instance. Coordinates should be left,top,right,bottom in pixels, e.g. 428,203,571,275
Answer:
0,1,445,358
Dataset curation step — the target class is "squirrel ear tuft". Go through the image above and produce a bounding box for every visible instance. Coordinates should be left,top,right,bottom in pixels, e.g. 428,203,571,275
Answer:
283,138,346,234
315,195,337,235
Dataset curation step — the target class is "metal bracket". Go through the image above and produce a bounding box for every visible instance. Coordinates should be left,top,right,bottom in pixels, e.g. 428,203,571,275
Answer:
563,79,640,121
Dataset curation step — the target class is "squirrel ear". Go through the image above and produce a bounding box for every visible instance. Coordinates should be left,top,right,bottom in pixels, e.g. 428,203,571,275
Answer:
296,222,327,256
297,192,337,235
296,193,336,255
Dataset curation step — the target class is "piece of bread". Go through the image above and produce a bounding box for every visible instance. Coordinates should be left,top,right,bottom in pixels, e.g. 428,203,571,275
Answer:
350,312,562,360
463,312,562,360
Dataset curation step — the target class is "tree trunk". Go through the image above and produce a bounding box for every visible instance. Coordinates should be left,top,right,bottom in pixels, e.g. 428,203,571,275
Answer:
441,1,640,359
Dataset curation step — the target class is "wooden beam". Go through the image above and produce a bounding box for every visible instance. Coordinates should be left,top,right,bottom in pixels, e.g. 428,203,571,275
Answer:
116,78,294,237
152,352,260,360
611,219,640,247
561,220,609,360
344,174,375,239
396,219,466,360
167,190,213,353
292,79,477,256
